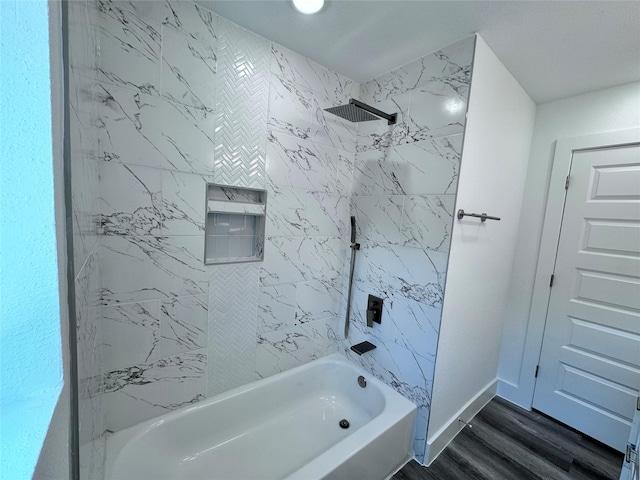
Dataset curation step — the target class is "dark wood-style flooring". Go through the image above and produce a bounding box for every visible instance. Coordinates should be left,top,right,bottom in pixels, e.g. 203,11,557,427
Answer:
394,397,624,480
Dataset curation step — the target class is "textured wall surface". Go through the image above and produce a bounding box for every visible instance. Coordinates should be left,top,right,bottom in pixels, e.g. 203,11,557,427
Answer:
333,36,476,463
0,2,63,478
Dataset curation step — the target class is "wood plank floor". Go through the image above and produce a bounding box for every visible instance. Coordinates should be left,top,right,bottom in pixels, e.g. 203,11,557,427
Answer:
394,397,624,480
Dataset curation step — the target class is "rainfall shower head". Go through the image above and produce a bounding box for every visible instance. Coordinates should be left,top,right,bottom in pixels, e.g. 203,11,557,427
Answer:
325,98,397,125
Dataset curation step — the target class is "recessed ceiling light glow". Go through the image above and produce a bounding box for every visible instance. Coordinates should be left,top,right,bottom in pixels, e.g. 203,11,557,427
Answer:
292,0,324,15
445,98,465,114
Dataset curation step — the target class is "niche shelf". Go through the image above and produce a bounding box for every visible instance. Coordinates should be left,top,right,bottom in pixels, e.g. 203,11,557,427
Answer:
205,184,267,265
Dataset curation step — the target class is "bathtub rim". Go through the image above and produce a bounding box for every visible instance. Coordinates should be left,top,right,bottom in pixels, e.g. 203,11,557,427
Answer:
105,352,417,480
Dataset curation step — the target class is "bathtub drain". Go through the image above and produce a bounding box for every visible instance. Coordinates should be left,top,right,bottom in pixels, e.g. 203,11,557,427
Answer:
339,419,350,429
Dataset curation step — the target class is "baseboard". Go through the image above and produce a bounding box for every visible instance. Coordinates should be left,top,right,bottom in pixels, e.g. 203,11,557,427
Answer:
496,377,532,410
496,377,517,393
423,379,497,466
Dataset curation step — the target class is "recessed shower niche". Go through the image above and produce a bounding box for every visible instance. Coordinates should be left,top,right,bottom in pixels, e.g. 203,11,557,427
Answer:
205,184,267,265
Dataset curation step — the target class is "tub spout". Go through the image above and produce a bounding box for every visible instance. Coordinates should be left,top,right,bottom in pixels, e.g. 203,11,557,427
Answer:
350,341,376,355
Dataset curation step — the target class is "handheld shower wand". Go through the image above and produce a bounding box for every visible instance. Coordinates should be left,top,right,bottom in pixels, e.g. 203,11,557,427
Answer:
344,216,360,338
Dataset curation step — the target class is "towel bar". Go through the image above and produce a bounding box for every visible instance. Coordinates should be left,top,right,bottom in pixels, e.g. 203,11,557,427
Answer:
457,209,501,222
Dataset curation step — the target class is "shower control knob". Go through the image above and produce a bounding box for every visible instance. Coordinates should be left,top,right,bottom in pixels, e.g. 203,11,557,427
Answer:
366,294,383,327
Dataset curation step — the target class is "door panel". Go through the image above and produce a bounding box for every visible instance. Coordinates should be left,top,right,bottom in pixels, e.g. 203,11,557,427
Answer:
568,317,640,366
533,144,640,452
557,364,636,415
583,220,640,255
590,164,640,199
557,346,638,391
574,269,640,311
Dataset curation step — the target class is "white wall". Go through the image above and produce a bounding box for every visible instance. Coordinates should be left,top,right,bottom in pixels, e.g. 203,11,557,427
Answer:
426,36,536,462
497,81,640,407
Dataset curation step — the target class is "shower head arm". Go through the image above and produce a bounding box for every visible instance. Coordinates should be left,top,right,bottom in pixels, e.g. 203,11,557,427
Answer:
349,99,397,125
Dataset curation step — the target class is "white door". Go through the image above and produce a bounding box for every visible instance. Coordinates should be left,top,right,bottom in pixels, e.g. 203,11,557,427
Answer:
532,143,640,452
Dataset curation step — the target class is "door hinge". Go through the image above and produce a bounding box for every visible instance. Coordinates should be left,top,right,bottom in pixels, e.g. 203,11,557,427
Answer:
565,175,570,190
535,365,539,378
636,396,640,411
626,443,638,465
550,274,554,287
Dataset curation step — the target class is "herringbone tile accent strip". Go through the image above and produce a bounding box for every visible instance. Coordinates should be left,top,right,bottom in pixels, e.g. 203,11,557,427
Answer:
207,263,260,396
213,17,270,189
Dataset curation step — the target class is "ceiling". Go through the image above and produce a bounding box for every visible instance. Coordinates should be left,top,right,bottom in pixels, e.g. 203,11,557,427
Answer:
201,0,640,104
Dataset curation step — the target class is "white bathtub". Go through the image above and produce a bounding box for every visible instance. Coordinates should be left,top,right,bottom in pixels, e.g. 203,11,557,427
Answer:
104,353,416,480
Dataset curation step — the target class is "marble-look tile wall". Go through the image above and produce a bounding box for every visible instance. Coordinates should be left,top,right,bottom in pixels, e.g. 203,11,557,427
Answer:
331,36,476,464
83,0,474,468
67,0,105,478
206,15,269,393
94,0,215,434
256,39,358,380
92,0,357,433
